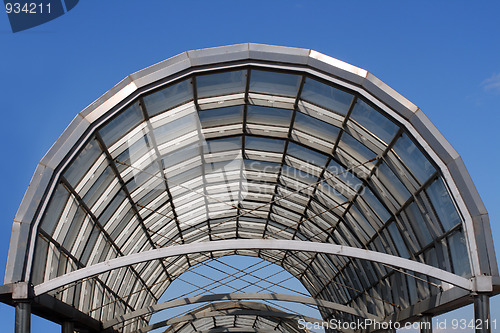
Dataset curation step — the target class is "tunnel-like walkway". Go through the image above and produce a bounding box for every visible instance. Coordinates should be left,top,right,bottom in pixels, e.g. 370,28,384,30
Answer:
1,44,498,333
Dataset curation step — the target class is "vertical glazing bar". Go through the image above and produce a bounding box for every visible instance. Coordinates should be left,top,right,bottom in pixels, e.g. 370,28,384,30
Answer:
15,302,31,333
421,315,432,333
474,294,490,333
61,321,74,333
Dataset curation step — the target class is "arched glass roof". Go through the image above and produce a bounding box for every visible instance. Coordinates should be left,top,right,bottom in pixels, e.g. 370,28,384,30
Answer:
3,43,498,333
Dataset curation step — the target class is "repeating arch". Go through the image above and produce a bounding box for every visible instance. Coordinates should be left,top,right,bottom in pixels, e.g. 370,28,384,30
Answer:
2,44,498,333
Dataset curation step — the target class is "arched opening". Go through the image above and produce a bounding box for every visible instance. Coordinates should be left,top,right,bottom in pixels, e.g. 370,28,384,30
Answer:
1,44,497,333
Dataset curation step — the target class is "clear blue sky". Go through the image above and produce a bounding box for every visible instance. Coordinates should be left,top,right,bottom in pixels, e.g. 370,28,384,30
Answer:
1,1,499,332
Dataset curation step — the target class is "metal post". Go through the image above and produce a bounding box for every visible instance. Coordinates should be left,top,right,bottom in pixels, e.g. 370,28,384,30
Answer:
474,293,490,333
62,321,74,333
15,302,31,333
421,315,432,333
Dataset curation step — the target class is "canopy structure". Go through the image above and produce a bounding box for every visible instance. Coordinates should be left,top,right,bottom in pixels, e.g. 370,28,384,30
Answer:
1,43,499,333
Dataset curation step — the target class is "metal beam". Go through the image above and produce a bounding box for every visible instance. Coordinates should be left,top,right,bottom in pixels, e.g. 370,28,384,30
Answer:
474,294,490,333
166,329,259,333
15,302,30,333
61,321,74,333
420,315,432,333
136,308,319,333
34,239,472,296
103,292,380,329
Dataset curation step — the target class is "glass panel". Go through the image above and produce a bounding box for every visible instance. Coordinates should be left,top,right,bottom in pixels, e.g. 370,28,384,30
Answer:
40,183,71,235
349,204,376,238
198,105,243,128
64,139,102,187
82,166,115,209
359,187,391,223
448,230,471,277
163,143,200,169
244,160,280,173
196,70,246,98
316,182,347,204
32,236,49,284
245,136,285,153
205,137,242,153
281,165,318,185
338,132,377,165
143,79,193,117
115,130,153,169
97,190,128,226
153,112,198,147
350,99,399,144
404,202,433,246
287,142,328,167
125,162,160,194
327,160,363,191
62,206,88,250
249,70,301,97
246,105,292,127
388,222,410,258
426,178,461,231
392,133,435,184
294,112,340,142
99,102,144,147
375,162,411,205
301,77,354,115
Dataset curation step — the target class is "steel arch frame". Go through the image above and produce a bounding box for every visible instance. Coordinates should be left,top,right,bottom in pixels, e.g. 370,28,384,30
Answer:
103,292,381,329
137,309,317,333
7,44,497,287
35,239,472,297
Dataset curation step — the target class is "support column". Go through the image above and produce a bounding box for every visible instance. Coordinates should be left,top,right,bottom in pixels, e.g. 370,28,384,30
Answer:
62,321,74,333
15,302,31,333
420,315,432,333
474,293,490,333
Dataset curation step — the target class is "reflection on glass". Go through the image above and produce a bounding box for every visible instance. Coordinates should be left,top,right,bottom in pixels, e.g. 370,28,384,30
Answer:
162,143,200,169
426,178,461,231
198,105,243,128
404,202,432,246
82,166,115,208
244,159,280,173
327,160,363,190
196,70,246,98
448,230,471,277
154,112,198,147
294,112,340,142
350,99,399,144
99,102,144,147
388,222,410,258
64,139,102,188
358,187,391,223
205,137,242,154
287,142,328,167
40,183,71,235
375,162,411,205
250,70,301,97
338,132,377,165
281,165,318,185
301,77,354,115
392,133,435,184
247,105,292,127
245,136,285,153
143,79,193,117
